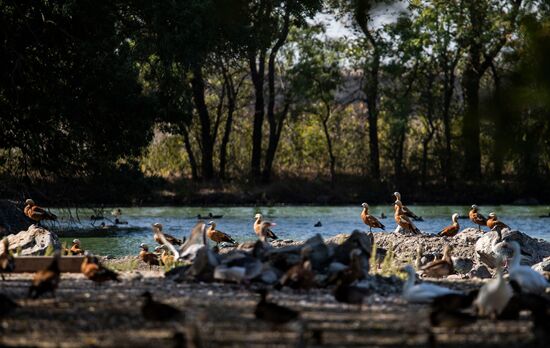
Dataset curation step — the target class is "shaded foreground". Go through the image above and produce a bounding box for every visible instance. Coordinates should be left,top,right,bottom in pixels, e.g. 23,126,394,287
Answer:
0,272,537,348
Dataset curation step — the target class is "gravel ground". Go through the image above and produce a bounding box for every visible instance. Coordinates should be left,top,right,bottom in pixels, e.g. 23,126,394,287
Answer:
0,269,540,348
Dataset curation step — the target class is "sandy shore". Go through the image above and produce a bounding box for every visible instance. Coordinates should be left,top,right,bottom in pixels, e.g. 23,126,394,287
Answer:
0,269,539,348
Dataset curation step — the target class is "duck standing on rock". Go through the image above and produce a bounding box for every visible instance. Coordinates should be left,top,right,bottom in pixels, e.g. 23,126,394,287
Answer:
69,239,84,255
393,192,422,221
421,245,454,278
360,203,385,232
394,201,421,234
139,243,160,269
206,221,236,246
506,241,548,294
255,216,278,242
469,205,487,232
24,199,57,222
438,213,460,237
486,212,510,231
152,223,184,246
28,251,61,299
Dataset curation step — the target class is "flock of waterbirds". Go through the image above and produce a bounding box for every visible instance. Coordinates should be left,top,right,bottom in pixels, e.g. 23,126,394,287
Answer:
1,194,550,346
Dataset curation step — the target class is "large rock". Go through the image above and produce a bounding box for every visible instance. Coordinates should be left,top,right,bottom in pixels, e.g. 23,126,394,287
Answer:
1,224,61,256
0,199,33,236
475,229,550,268
532,257,550,273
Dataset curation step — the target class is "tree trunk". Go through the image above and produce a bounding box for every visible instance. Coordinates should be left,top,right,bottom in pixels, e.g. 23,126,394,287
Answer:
181,126,198,181
190,65,214,180
320,104,336,187
490,61,505,179
262,5,291,183
365,51,381,181
421,75,435,188
461,66,482,178
441,51,459,183
249,50,266,181
219,74,236,180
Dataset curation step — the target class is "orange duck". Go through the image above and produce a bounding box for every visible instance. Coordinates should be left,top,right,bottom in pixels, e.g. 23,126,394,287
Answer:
486,212,510,231
393,192,421,220
1,238,15,280
438,213,460,237
152,223,183,246
394,200,421,234
24,199,57,222
139,243,160,269
469,205,487,232
81,253,119,283
69,239,84,255
254,214,278,241
206,221,236,246
360,203,385,232
28,252,61,299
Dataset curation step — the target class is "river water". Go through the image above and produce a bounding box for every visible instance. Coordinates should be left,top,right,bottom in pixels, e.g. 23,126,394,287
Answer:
45,205,550,257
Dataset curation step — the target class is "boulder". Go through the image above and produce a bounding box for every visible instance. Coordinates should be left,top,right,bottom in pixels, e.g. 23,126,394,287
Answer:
468,265,492,279
452,257,474,274
532,257,550,273
302,234,331,271
455,228,484,244
1,224,60,256
331,230,372,267
475,229,550,268
0,199,33,236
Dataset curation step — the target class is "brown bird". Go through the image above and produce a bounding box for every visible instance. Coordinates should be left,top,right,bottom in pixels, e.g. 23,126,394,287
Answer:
141,291,183,321
333,280,369,304
254,289,299,324
23,199,57,222
206,221,236,246
438,213,460,237
486,212,510,231
469,204,487,232
139,243,160,269
1,238,15,280
360,203,385,232
257,220,278,242
394,200,421,234
157,247,175,267
28,252,61,299
69,239,84,255
0,293,19,317
278,246,316,290
152,223,183,246
421,245,454,278
393,192,422,221
81,253,119,283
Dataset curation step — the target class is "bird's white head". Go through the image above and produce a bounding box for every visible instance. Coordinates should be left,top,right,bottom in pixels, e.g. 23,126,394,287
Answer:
139,243,148,250
488,212,496,218
207,220,215,227
152,223,163,230
72,239,81,245
25,199,35,206
393,192,401,200
471,204,478,209
452,213,459,222
254,213,262,220
361,202,368,208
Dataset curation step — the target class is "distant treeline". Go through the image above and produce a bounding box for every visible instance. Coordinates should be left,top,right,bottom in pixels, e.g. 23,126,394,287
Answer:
1,1,550,204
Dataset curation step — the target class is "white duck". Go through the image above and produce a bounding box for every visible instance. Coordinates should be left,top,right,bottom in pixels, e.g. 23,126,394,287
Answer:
400,265,460,303
507,241,548,294
474,256,512,318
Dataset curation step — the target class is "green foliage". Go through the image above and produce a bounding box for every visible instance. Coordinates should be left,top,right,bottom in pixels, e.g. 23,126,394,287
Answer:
44,244,55,257
106,258,139,272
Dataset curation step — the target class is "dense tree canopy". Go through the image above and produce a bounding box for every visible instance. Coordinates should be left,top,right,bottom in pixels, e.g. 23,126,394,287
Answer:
1,0,550,201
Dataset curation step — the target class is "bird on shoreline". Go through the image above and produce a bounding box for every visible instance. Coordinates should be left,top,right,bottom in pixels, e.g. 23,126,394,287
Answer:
394,201,421,234
141,291,183,321
438,213,460,237
474,256,512,318
506,241,548,294
421,245,454,278
28,251,61,299
401,265,459,303
1,238,15,280
469,205,487,232
81,253,120,283
139,243,160,269
152,223,184,246
206,221,236,246
255,216,278,242
360,203,385,232
69,239,84,255
393,192,422,221
24,199,57,222
487,212,510,231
